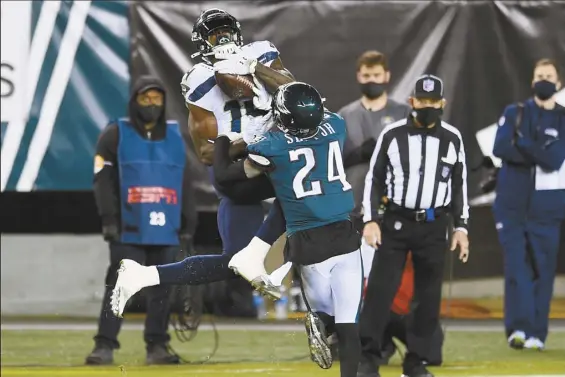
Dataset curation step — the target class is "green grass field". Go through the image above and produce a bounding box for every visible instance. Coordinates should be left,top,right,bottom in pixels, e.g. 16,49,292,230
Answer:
1,327,564,377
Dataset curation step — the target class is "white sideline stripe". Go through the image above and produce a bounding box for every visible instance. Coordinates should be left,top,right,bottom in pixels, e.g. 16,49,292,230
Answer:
0,1,61,191
16,1,91,191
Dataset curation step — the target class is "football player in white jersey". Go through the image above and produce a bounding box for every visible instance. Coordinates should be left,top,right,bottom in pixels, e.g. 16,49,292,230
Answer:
110,8,293,308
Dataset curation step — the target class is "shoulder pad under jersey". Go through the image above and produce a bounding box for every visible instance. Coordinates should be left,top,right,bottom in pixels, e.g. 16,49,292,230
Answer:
242,40,280,66
180,63,217,111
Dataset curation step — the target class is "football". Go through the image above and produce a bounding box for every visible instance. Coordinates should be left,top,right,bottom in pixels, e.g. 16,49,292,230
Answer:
215,72,255,101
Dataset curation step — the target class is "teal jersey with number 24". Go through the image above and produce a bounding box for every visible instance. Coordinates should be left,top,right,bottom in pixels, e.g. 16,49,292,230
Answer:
247,111,354,235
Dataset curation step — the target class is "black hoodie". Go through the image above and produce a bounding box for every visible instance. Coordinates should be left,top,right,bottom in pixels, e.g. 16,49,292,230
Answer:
93,76,197,239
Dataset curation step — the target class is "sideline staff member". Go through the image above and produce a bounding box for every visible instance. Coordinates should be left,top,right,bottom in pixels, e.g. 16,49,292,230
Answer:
338,50,410,230
493,58,565,351
359,75,470,377
86,76,196,365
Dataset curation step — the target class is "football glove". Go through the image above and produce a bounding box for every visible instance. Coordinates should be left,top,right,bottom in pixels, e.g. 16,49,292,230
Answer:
252,75,272,111
213,42,242,61
214,55,258,76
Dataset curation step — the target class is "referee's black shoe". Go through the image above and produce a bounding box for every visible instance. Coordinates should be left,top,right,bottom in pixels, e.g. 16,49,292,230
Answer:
401,352,434,377
357,353,380,377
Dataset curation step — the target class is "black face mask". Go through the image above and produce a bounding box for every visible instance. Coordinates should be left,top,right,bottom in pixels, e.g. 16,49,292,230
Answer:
412,107,443,128
533,80,557,101
360,82,387,100
138,105,163,123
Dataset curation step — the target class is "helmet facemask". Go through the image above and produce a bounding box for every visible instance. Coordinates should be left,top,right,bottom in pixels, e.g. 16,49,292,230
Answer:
191,10,244,62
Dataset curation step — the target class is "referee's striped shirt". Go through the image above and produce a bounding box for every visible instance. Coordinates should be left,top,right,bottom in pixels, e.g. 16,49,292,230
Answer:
362,117,469,231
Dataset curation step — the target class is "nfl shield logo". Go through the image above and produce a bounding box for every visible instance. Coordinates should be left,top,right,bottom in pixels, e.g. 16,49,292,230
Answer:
442,165,450,178
381,116,394,126
423,79,435,92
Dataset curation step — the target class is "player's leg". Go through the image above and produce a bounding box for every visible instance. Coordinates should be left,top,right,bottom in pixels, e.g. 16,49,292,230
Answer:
300,260,335,370
331,250,363,377
110,181,269,317
229,199,287,297
159,196,265,281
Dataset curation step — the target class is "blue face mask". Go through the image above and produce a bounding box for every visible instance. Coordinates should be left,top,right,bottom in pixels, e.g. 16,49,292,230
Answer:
533,80,557,101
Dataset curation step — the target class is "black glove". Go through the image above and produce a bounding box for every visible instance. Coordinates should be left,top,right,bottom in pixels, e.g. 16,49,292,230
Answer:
102,223,120,242
360,138,377,161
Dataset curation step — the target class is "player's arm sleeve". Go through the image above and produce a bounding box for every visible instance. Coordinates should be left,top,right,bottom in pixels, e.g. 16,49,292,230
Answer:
180,158,198,237
492,105,533,165
93,124,120,227
451,133,470,233
515,123,565,171
362,130,389,223
213,136,272,185
181,67,216,112
213,136,249,184
253,41,294,93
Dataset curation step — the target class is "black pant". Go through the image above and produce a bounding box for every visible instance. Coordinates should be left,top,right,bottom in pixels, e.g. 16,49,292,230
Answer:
359,212,448,361
377,312,444,365
94,242,177,350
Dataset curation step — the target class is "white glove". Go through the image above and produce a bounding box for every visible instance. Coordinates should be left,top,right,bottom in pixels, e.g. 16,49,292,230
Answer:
213,42,242,60
214,54,258,76
217,132,243,142
252,75,272,111
242,111,274,144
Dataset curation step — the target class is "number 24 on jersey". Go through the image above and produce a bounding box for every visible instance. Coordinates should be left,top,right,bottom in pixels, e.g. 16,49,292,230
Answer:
290,140,351,199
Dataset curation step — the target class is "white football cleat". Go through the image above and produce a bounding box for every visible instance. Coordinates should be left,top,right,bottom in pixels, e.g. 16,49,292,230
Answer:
110,259,159,318
229,250,281,299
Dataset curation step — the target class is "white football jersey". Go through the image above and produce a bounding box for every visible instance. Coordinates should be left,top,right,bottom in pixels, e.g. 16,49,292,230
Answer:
181,41,279,142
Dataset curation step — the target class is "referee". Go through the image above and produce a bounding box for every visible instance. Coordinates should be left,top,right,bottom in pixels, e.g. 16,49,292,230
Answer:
358,75,470,377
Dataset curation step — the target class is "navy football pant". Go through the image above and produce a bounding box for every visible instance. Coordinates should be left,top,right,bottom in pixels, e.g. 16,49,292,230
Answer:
495,213,561,342
157,171,286,286
157,198,264,285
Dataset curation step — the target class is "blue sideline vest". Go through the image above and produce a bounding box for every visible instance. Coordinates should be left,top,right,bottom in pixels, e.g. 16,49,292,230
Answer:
117,119,185,245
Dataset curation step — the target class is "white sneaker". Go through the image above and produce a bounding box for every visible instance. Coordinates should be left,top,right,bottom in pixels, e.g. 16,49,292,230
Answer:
524,337,545,351
508,330,526,349
110,259,159,317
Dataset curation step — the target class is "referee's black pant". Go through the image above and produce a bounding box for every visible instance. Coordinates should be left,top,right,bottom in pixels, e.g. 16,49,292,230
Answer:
359,211,448,363
94,242,177,350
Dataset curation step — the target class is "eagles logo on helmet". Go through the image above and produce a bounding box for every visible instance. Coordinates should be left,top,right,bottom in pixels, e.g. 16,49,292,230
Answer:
273,82,324,138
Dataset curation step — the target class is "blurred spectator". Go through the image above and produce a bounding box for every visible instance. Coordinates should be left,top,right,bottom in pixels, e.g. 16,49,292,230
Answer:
86,75,196,365
493,58,565,351
338,50,410,232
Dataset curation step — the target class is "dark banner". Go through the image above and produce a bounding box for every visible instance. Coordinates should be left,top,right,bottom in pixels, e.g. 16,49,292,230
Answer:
129,0,565,211
129,1,565,279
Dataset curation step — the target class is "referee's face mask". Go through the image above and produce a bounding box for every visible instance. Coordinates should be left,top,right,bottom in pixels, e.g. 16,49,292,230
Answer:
410,97,446,128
